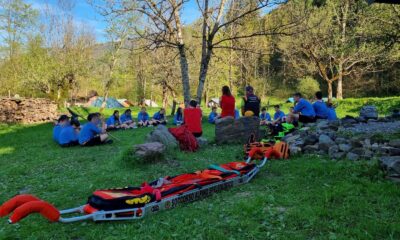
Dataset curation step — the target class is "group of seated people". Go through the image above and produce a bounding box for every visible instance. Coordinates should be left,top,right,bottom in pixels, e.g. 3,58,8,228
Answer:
286,91,337,124
106,108,168,130
53,86,338,147
53,113,112,147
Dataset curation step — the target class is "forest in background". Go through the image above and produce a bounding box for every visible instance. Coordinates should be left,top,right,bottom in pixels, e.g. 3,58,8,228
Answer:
0,0,399,106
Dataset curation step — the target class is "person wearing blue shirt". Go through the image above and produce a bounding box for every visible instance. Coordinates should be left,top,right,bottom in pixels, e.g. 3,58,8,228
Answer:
272,105,285,124
153,108,167,125
79,113,111,146
106,110,124,130
234,109,240,119
312,91,328,119
290,92,316,123
260,107,271,125
53,115,69,144
208,107,219,124
327,102,338,120
137,107,151,127
173,107,184,125
120,109,136,128
59,119,80,147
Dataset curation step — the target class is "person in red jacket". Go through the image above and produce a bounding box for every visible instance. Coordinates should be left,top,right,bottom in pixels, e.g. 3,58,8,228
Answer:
220,85,235,118
184,100,203,137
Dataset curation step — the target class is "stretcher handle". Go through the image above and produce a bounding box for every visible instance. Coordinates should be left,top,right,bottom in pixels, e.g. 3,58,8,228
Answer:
246,147,267,167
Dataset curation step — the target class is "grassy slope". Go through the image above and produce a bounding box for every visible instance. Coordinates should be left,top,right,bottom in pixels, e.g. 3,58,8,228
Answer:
0,105,399,239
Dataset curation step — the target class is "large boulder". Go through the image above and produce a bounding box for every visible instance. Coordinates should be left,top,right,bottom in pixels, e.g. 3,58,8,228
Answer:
379,156,400,177
146,125,178,149
215,116,260,144
133,142,166,161
360,105,378,120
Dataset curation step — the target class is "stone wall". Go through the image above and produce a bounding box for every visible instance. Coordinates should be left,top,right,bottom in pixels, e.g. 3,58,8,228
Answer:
0,98,58,124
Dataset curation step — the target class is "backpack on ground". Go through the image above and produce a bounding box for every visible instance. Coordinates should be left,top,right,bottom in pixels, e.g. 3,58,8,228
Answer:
168,126,199,152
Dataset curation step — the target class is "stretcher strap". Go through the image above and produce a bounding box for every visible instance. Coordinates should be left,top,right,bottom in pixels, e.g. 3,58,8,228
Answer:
208,164,241,176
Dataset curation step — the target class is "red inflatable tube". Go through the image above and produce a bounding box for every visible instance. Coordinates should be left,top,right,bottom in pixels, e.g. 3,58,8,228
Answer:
264,148,280,159
248,147,264,158
0,194,40,217
9,200,60,224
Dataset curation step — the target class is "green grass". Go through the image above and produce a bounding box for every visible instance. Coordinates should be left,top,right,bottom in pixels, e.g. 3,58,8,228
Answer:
0,105,400,239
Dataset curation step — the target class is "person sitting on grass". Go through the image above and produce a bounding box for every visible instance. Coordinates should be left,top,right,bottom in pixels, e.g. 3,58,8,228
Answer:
106,110,127,130
272,105,285,124
152,108,168,125
184,100,203,137
327,102,338,120
79,113,111,146
260,107,271,125
53,115,69,143
312,91,328,119
120,109,136,128
59,119,80,147
208,107,219,124
137,107,152,127
173,107,183,125
288,92,316,124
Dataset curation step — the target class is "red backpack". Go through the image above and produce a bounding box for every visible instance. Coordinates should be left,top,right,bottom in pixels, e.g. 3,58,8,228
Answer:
168,126,199,152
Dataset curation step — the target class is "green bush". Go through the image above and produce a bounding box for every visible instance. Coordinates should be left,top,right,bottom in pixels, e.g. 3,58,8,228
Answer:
297,76,320,99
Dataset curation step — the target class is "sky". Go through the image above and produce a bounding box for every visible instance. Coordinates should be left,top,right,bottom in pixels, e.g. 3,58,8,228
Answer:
27,0,202,42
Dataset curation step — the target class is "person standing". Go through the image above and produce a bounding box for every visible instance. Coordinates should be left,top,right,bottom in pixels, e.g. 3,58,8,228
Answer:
241,86,261,117
219,86,235,118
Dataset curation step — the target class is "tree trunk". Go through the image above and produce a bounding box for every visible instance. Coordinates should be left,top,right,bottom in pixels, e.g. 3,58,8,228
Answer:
178,44,191,106
327,81,333,101
196,46,213,104
337,75,343,100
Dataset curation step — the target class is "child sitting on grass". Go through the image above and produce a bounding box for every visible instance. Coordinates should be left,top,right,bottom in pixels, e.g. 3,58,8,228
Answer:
260,107,271,125
137,107,152,127
106,110,127,130
79,113,111,146
59,119,80,147
120,109,136,128
53,115,69,143
173,107,183,125
272,105,285,124
152,108,168,125
208,107,219,124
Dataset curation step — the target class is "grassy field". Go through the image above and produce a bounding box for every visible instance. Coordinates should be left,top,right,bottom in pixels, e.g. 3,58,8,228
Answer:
0,104,400,239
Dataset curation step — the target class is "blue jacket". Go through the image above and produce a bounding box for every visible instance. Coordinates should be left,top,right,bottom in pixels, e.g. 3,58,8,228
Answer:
208,112,218,124
260,112,271,121
173,113,183,125
274,111,285,121
153,112,165,121
313,100,328,119
59,126,79,145
106,116,120,126
294,98,316,117
327,107,338,120
53,124,62,143
120,113,133,123
79,122,101,144
138,112,149,122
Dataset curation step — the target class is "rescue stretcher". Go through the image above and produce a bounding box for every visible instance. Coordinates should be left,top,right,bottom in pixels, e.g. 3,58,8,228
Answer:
0,143,288,224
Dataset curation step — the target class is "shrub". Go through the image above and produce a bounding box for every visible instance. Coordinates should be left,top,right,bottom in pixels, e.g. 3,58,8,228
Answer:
297,76,320,99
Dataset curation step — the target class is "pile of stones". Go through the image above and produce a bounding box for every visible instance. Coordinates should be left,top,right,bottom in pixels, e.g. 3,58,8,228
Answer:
282,105,400,180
